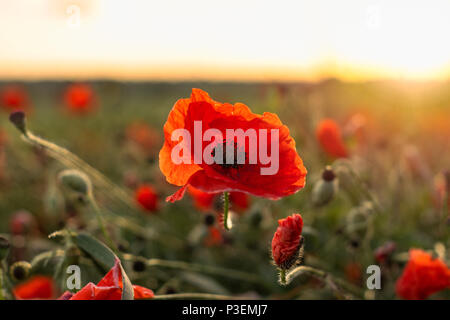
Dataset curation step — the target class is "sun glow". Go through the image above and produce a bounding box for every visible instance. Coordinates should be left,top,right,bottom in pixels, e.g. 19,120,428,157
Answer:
0,0,448,81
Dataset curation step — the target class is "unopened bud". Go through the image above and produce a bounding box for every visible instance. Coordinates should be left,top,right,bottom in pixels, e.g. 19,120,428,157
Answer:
9,111,27,134
312,168,337,207
58,169,92,196
0,236,10,261
10,261,32,282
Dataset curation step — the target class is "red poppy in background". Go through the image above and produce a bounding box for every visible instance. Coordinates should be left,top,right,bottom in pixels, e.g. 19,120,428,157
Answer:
271,213,304,270
0,85,29,112
126,121,161,152
135,184,159,213
188,186,250,212
316,119,348,158
13,276,55,300
159,89,307,202
60,259,154,300
204,226,223,247
63,83,96,114
396,249,450,300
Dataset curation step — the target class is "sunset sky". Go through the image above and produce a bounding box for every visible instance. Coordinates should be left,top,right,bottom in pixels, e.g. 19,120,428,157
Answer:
0,0,449,81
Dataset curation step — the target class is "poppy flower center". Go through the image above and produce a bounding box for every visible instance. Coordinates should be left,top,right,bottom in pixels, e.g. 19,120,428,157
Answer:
211,140,247,169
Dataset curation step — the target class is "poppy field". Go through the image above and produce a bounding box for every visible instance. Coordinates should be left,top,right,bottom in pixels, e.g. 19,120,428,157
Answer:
0,80,449,300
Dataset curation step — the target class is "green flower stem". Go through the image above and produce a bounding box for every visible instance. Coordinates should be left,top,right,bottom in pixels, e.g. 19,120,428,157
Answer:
284,265,363,299
223,192,230,230
279,269,287,285
123,255,262,284
88,193,118,254
152,293,246,300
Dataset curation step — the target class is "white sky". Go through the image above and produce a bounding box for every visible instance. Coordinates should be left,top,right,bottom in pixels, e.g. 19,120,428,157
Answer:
0,0,449,80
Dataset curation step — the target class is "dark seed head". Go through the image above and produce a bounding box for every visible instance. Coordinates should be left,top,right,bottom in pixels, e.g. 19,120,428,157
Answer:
132,259,147,273
10,261,31,282
9,111,27,134
322,166,335,182
204,214,215,226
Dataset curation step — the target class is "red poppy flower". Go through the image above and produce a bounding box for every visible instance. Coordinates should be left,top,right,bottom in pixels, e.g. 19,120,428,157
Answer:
344,262,363,285
271,213,304,270
316,119,348,158
396,249,450,300
188,185,250,212
204,226,223,247
159,89,307,202
13,276,55,300
1,85,29,111
135,184,159,213
126,121,161,152
63,83,96,114
61,259,154,300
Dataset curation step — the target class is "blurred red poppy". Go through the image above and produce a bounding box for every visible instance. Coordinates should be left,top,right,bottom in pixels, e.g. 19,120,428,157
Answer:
126,121,161,152
271,213,304,270
396,249,450,300
60,259,154,300
188,185,250,212
316,119,348,158
0,85,29,112
204,226,223,247
63,83,96,114
135,184,159,213
13,276,55,300
159,89,307,202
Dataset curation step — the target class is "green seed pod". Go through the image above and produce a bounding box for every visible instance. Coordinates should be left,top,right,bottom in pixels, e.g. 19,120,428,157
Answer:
58,169,92,196
10,261,32,282
312,168,338,207
0,236,10,261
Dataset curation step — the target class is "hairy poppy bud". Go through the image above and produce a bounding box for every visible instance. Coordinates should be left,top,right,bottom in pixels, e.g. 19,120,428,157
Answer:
312,166,337,207
0,236,10,261
9,110,27,134
10,261,32,282
345,201,374,239
271,213,304,270
58,169,92,196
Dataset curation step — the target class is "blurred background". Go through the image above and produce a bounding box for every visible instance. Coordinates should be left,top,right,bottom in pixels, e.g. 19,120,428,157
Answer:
0,0,449,300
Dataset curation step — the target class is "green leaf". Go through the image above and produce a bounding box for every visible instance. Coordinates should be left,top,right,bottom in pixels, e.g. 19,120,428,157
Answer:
73,233,134,300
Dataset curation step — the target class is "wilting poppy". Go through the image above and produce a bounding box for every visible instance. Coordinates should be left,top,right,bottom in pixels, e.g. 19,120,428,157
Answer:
0,85,29,112
271,213,304,270
135,184,159,213
188,186,250,212
316,119,348,158
60,259,154,300
396,249,450,300
63,83,96,114
159,89,307,202
13,276,55,300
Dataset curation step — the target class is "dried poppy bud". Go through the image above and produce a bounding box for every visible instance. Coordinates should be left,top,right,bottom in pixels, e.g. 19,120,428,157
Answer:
0,236,10,261
312,166,337,206
271,213,304,270
58,169,92,196
10,261,32,282
9,110,27,134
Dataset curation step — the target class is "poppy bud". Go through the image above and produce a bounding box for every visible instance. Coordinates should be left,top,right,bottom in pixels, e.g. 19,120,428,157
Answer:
9,110,27,134
10,261,32,282
312,166,337,207
58,169,92,196
345,202,373,239
271,213,304,270
0,236,10,261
